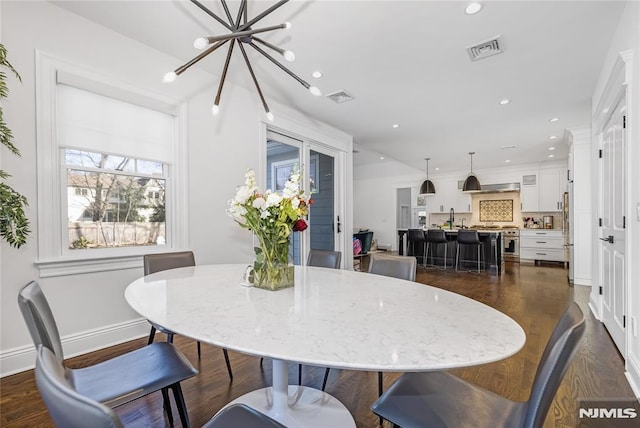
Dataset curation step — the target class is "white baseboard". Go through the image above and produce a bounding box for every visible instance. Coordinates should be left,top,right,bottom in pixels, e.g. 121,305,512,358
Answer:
573,277,592,286
589,293,602,321
0,318,149,377
626,355,640,399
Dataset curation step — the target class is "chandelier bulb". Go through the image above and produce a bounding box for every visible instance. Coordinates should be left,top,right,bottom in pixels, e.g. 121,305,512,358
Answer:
283,50,296,62
194,37,209,50
309,86,322,97
211,104,220,115
284,22,292,29
266,112,275,122
163,71,177,83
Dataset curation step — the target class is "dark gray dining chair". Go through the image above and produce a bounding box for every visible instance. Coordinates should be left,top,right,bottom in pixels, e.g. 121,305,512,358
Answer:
35,345,284,428
20,281,198,427
144,251,233,381
372,302,586,428
307,249,342,269
323,253,417,414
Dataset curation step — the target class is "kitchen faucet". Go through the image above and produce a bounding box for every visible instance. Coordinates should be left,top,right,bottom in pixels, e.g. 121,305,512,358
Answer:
449,208,455,229
461,218,465,229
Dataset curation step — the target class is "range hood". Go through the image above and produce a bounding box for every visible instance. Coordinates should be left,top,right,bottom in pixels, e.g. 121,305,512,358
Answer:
473,182,521,193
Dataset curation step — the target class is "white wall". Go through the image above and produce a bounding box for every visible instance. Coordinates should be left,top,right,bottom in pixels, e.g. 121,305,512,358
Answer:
590,0,640,397
0,1,351,376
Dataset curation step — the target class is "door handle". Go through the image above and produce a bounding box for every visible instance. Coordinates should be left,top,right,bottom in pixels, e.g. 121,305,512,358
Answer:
336,215,342,233
599,235,614,243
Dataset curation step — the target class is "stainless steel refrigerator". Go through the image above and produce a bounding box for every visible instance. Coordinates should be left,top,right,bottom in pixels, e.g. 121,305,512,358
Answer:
564,187,573,284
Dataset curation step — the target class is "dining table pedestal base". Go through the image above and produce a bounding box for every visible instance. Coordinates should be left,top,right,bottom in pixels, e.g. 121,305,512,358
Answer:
219,359,355,427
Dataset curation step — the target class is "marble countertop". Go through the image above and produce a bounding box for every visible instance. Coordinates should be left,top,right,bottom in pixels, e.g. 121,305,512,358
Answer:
125,264,525,372
399,228,505,234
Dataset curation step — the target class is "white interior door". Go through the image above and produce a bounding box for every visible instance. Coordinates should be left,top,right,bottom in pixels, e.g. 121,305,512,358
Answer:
265,129,344,267
600,98,627,354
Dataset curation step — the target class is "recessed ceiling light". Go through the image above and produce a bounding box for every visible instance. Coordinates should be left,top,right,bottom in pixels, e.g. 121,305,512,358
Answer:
505,159,511,163
548,154,555,158
465,2,483,15
312,71,323,79
549,117,559,122
499,99,510,105
380,156,385,160
549,135,557,140
435,167,440,171
392,124,399,128
549,147,556,151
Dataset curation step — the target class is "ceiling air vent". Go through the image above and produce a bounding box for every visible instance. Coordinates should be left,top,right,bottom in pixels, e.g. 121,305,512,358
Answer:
466,35,504,61
326,90,354,104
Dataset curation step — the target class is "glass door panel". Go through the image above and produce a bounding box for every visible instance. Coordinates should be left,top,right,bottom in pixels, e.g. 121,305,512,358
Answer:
266,131,302,265
308,149,335,251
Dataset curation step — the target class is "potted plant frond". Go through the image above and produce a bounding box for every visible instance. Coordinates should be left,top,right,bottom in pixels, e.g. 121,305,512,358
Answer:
0,43,30,248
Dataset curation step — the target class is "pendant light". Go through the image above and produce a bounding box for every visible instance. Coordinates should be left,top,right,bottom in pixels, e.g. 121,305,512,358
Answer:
462,151,482,192
419,157,436,195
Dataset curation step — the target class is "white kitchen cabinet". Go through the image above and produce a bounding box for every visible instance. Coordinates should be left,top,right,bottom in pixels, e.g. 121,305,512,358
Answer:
456,185,471,213
520,229,565,262
539,169,566,211
520,174,538,211
428,178,457,213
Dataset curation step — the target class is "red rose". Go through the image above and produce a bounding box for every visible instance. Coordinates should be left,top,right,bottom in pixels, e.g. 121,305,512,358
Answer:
293,219,308,232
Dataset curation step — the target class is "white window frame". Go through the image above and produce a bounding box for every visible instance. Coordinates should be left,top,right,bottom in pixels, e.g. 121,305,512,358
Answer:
34,51,189,277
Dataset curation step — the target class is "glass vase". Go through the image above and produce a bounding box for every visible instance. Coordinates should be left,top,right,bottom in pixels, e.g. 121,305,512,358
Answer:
252,236,295,291
253,260,295,291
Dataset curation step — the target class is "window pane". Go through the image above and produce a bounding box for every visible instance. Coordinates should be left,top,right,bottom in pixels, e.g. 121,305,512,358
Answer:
65,149,164,175
67,169,166,249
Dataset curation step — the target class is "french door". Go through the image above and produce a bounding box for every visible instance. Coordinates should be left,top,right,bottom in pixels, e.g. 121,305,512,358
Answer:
600,97,626,354
265,130,343,267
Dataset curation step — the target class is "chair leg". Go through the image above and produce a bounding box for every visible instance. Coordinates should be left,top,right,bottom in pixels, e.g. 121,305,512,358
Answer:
222,349,233,381
477,245,481,273
161,387,173,425
171,383,190,428
321,368,330,391
147,326,156,345
455,244,460,271
298,364,302,385
197,341,201,359
167,332,174,343
378,371,384,425
260,357,264,367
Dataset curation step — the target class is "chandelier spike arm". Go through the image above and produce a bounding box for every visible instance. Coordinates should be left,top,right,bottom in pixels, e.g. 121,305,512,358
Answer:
253,37,294,61
219,0,235,26
235,0,247,27
248,41,310,90
238,42,271,115
240,0,289,31
214,39,236,108
200,23,288,46
190,0,235,32
174,39,230,76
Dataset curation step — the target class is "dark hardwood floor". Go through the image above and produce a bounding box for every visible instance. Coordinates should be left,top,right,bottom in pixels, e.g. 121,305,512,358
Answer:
0,261,634,427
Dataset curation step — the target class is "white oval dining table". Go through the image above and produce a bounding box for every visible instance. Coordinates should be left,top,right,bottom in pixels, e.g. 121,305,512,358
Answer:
125,264,526,428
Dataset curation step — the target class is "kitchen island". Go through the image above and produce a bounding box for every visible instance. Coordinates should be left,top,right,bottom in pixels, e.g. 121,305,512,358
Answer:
398,229,505,275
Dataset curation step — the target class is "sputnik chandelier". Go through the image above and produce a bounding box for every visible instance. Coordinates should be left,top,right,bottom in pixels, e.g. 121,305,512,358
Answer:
163,0,321,121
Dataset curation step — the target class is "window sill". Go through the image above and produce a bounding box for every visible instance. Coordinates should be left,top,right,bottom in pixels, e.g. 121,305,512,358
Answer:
34,248,190,278
35,254,143,278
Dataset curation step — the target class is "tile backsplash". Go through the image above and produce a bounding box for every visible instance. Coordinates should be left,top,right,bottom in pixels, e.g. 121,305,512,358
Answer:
479,199,513,222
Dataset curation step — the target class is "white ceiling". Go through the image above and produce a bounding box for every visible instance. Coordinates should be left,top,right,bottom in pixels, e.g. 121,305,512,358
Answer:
51,0,626,174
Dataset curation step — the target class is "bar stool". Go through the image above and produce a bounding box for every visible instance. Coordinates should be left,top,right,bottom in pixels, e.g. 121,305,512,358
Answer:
425,229,448,269
407,229,427,266
455,230,483,273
